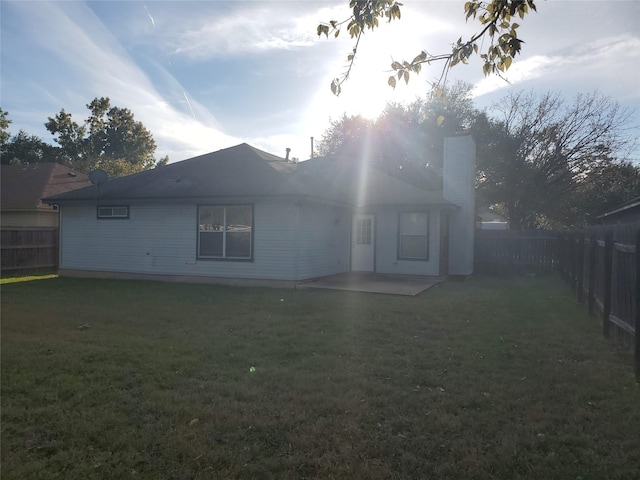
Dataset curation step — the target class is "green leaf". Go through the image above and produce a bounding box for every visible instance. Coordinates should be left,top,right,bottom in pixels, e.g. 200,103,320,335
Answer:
412,51,427,64
317,24,329,38
437,115,445,126
504,56,512,70
331,79,341,96
403,70,410,84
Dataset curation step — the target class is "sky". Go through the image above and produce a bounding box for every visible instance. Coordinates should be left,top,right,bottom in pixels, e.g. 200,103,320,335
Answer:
1,0,639,163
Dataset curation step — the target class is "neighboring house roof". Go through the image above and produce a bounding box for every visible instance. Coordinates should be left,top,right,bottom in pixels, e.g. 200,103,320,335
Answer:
1,163,91,212
44,143,455,209
476,207,509,223
597,195,640,222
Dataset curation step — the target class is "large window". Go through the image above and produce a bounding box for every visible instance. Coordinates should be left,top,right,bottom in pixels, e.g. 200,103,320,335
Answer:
398,212,429,260
198,205,252,259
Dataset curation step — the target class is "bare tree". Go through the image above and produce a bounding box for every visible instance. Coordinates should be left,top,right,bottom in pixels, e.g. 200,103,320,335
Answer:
476,91,637,228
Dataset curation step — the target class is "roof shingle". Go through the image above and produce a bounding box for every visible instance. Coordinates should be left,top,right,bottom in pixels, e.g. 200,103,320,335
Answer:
1,163,91,211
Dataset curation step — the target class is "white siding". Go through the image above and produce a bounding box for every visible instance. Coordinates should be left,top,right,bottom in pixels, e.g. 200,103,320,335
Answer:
295,202,350,280
443,136,476,275
373,209,441,276
60,200,299,280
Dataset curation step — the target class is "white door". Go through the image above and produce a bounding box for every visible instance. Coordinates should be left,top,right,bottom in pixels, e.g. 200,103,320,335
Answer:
351,214,374,272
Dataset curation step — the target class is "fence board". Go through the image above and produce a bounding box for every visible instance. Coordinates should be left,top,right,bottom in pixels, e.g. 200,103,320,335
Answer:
610,314,636,336
635,228,640,382
578,222,639,381
1,227,58,272
474,229,558,274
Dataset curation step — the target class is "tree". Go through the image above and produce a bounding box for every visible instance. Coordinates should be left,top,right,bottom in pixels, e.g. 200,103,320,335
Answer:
315,113,374,157
318,0,537,95
0,107,10,147
475,91,637,229
318,88,637,229
548,161,640,228
315,82,479,189
1,130,59,165
45,97,164,176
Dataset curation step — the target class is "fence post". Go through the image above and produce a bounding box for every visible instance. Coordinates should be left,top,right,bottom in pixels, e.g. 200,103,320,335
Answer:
560,232,567,278
570,233,578,294
556,233,563,276
602,231,614,339
577,233,585,303
635,227,640,383
587,233,597,315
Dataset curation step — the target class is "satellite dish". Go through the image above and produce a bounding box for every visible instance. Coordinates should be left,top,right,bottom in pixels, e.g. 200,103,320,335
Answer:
89,169,108,186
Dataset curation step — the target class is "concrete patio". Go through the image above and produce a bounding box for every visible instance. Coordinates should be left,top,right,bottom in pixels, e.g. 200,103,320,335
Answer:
296,272,443,296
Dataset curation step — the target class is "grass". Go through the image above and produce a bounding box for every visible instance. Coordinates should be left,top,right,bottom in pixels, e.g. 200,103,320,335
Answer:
0,273,58,285
2,275,639,479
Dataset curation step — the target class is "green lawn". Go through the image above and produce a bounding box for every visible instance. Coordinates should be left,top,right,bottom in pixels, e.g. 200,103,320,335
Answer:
2,275,638,479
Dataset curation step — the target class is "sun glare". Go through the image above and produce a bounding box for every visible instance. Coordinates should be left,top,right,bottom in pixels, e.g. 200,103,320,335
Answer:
329,12,436,122
348,82,390,120
300,5,451,157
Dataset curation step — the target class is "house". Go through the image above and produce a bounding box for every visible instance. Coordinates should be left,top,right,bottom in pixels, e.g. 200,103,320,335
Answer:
475,206,509,230
43,137,475,286
1,163,91,228
597,196,640,225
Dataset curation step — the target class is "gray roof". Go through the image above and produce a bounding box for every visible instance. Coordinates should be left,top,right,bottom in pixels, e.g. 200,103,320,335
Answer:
2,163,90,211
299,154,453,207
44,143,455,208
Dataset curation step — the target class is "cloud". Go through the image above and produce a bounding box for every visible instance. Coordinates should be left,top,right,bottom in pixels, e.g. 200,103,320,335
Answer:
163,3,346,60
5,1,238,161
472,34,640,98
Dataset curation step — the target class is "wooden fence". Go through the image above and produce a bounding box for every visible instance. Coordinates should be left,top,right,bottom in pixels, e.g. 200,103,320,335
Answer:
1,227,58,273
475,229,558,274
557,222,640,381
475,224,639,381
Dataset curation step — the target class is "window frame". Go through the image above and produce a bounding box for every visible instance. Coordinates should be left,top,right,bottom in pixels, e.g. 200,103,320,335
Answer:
197,204,254,261
397,211,429,261
97,205,129,219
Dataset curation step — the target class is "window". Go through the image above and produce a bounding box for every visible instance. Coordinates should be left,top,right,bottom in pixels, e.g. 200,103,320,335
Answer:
198,205,252,259
398,212,428,260
97,205,129,219
355,217,372,245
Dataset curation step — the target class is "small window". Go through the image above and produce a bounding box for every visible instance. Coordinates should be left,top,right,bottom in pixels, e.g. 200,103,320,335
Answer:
355,217,372,245
198,205,252,259
398,212,428,260
97,205,129,219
